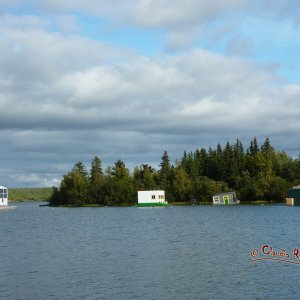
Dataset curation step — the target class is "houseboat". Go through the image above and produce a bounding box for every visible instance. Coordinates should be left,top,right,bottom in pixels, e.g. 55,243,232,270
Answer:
286,185,300,206
212,191,239,205
137,190,169,207
0,185,8,207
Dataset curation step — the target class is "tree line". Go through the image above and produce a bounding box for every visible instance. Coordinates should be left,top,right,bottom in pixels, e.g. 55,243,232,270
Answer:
9,188,52,201
49,138,300,206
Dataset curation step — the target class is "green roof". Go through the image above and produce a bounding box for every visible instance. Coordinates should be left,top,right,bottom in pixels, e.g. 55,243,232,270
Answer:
288,188,300,199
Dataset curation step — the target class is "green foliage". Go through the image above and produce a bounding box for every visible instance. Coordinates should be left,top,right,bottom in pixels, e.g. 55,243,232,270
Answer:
264,176,289,202
107,160,135,205
133,164,157,190
176,137,299,203
59,170,89,206
50,161,90,206
49,137,300,206
173,167,191,201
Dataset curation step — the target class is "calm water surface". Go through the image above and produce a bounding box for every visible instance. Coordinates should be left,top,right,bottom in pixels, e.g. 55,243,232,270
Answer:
1,202,300,299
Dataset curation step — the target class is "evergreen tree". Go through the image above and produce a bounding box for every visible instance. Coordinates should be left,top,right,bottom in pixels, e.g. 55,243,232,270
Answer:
193,149,203,177
231,139,245,188
261,137,273,155
199,148,208,176
215,143,223,180
90,156,104,204
159,151,171,174
90,156,103,184
248,137,259,156
260,138,276,180
159,151,174,200
181,151,188,172
221,142,233,183
159,151,171,187
207,147,217,180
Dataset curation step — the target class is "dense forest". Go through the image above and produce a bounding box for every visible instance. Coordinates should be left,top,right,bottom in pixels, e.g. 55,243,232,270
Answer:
49,138,300,206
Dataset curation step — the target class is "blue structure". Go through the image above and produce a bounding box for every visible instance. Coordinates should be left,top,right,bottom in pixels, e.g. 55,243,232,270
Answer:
286,186,300,206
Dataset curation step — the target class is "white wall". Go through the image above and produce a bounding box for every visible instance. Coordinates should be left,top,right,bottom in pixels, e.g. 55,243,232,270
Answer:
138,190,165,204
0,186,8,206
0,198,8,206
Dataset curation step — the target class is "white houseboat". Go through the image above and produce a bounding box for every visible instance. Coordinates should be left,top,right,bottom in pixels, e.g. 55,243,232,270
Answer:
0,185,8,206
137,190,169,206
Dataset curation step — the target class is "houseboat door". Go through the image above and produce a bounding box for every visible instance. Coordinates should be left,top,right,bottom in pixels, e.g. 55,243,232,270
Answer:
223,195,229,205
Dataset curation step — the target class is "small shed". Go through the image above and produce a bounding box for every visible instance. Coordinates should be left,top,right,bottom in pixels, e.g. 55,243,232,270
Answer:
0,185,8,206
212,191,238,205
137,190,168,206
286,186,300,206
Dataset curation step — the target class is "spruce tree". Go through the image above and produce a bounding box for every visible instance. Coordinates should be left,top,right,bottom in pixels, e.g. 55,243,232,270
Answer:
90,156,104,204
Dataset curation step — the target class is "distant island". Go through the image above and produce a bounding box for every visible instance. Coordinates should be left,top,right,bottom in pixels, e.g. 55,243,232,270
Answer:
48,137,300,207
9,188,52,202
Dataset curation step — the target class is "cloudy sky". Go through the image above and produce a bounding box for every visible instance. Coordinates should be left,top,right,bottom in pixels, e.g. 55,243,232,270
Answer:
1,0,300,187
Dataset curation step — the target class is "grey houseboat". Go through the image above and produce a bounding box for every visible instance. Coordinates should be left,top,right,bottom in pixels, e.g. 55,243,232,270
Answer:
212,192,238,205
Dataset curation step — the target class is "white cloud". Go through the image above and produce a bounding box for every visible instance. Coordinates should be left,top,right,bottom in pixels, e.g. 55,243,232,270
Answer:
3,0,244,27
10,173,60,187
1,0,248,50
131,0,245,29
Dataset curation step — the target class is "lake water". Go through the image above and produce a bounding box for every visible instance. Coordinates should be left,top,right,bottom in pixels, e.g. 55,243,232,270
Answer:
1,202,300,299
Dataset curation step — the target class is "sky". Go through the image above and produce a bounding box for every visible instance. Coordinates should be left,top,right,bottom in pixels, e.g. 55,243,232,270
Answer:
1,0,300,187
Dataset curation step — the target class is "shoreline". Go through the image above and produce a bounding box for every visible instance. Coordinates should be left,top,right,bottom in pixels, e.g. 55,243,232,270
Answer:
44,200,284,208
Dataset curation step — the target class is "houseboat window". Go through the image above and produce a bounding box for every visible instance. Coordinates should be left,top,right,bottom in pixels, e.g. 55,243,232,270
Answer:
152,195,155,200
0,189,3,193
213,196,220,203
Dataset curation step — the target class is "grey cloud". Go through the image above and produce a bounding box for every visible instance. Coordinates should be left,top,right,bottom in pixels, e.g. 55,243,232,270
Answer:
1,16,300,187
259,1,300,25
0,25,291,137
226,35,254,57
